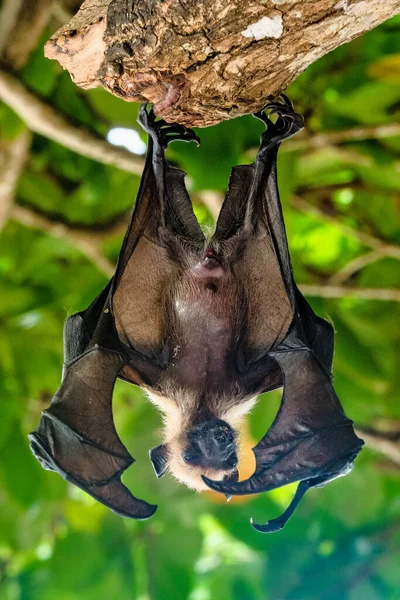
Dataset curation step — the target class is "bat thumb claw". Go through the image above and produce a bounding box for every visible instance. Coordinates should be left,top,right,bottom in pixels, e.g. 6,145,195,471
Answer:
250,516,285,533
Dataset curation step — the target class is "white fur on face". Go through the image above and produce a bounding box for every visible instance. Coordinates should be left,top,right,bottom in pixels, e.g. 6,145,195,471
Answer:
145,389,257,491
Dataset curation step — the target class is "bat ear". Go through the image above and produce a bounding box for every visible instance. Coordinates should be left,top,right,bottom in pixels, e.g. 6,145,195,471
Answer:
149,444,169,478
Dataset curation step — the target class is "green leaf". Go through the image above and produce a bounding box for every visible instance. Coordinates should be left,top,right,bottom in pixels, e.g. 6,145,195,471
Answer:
0,427,46,508
86,88,142,129
326,81,400,125
21,38,59,97
0,105,25,140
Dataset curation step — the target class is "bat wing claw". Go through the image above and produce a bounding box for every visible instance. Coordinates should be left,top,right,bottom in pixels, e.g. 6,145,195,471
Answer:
250,480,310,533
250,517,285,534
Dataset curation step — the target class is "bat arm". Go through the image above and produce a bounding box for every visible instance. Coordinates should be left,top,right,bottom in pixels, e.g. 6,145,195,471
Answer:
203,348,363,512
29,424,157,520
202,420,358,495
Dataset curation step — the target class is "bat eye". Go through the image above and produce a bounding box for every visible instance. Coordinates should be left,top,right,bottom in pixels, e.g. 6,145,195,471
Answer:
183,452,200,464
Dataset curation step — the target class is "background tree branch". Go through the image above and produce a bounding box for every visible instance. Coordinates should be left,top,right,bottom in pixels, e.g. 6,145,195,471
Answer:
0,131,31,231
0,69,144,176
356,425,400,467
0,0,54,70
10,204,117,275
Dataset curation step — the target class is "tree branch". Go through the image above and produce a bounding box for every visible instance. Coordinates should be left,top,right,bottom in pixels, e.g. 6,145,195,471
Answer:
44,0,400,127
10,204,117,276
0,131,31,231
0,0,25,57
356,426,400,467
284,123,400,153
0,68,144,175
52,2,74,26
299,284,400,302
329,250,385,286
0,0,57,234
0,0,54,70
291,196,400,260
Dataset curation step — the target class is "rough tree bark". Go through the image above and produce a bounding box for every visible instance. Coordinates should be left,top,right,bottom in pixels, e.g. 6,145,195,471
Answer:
45,0,400,126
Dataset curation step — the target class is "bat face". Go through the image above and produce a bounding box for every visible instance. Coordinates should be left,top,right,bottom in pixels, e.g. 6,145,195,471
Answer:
160,420,238,492
29,98,364,532
147,386,257,490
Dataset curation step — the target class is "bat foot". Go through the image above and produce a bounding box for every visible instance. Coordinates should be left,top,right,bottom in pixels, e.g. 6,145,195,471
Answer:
138,103,200,149
253,95,304,154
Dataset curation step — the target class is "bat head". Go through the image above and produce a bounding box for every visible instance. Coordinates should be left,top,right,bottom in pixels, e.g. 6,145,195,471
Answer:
150,418,238,491
147,390,256,491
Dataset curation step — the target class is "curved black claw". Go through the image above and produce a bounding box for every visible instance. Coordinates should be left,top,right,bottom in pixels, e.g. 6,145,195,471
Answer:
253,95,304,152
138,103,200,149
253,93,294,122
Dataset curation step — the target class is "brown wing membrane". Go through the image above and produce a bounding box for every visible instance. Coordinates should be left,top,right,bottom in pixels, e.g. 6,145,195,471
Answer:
203,97,363,530
203,345,363,530
204,347,362,492
29,347,156,519
30,106,202,519
113,106,204,361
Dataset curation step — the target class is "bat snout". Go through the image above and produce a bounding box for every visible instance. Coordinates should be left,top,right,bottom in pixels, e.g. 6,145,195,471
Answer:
184,419,238,471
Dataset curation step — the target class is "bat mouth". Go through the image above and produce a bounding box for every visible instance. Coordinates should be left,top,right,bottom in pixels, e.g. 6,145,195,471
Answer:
182,450,238,470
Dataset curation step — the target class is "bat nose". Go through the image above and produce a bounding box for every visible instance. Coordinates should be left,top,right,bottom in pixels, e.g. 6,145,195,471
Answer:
184,419,237,470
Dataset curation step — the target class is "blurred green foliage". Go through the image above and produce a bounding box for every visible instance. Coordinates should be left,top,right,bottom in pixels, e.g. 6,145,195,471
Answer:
1,13,400,600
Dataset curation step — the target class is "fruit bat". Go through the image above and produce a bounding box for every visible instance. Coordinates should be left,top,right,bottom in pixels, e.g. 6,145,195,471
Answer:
29,97,364,532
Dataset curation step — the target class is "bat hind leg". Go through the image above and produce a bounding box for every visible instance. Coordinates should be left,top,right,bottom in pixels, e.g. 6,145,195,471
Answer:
138,104,200,149
254,95,304,155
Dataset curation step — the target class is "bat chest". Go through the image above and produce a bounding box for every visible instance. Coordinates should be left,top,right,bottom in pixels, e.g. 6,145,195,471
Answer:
167,265,243,391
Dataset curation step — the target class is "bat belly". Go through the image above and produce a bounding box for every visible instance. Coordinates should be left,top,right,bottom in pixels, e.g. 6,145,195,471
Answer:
169,263,242,391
